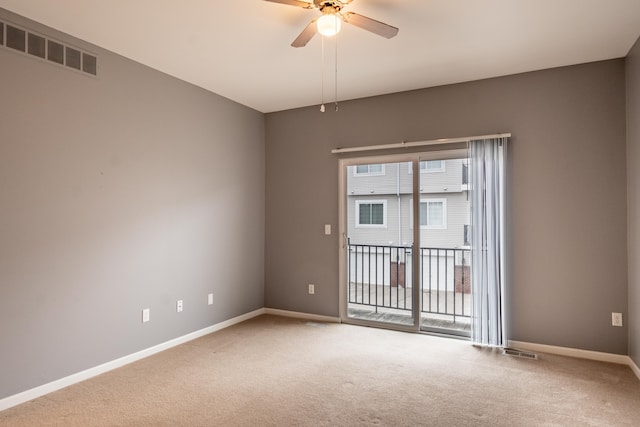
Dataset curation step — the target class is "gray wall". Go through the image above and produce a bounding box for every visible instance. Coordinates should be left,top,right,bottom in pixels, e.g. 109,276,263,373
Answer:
266,59,628,354
627,36,640,367
0,9,265,399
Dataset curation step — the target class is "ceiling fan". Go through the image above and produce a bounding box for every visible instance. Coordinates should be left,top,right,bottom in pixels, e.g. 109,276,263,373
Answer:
265,0,399,47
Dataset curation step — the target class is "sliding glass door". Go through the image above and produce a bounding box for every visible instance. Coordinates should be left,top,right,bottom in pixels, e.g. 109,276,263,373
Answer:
339,151,471,336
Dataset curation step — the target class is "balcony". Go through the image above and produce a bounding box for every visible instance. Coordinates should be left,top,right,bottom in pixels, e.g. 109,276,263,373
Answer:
347,242,472,335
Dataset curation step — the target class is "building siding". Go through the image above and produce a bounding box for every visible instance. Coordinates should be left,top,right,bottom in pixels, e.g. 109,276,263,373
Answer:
347,160,470,249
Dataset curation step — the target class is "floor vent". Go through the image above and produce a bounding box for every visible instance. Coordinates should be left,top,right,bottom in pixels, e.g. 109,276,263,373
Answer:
0,19,97,76
502,348,538,360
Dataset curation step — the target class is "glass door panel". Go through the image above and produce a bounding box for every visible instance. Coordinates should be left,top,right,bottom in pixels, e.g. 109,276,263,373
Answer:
344,161,415,327
417,157,472,336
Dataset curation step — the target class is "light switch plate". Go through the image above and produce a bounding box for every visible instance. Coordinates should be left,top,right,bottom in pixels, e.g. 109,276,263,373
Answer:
612,312,623,327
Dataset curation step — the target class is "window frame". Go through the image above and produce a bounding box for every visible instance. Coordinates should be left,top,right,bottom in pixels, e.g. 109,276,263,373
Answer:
410,198,448,229
355,199,388,228
421,160,446,173
353,164,385,177
409,160,446,174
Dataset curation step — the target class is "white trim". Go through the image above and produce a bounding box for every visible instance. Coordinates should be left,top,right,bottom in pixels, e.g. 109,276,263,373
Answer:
0,308,265,412
264,308,341,323
508,340,640,381
508,340,631,365
332,133,511,154
629,357,640,380
355,199,387,228
339,158,348,322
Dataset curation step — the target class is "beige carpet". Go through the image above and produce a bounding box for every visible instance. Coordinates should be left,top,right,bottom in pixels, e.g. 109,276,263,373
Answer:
1,314,639,426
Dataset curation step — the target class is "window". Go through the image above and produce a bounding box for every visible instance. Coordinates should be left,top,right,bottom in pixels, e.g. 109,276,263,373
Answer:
354,164,385,176
410,198,447,229
356,200,387,227
421,160,445,173
409,160,445,173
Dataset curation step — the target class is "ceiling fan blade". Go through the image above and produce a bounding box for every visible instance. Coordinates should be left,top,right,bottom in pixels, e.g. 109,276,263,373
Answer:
265,0,314,9
343,12,399,39
291,19,318,47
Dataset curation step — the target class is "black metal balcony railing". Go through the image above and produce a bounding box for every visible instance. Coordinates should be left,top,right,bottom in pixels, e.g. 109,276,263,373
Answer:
347,242,471,323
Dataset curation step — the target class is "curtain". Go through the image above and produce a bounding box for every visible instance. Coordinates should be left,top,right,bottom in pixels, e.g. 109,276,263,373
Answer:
470,137,507,347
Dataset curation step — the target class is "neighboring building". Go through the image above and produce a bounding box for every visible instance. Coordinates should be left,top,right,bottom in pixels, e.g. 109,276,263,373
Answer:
346,159,470,249
346,159,471,292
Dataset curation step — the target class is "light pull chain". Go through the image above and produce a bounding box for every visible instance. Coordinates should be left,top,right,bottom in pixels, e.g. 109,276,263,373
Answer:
320,35,326,113
319,18,339,113
334,29,339,112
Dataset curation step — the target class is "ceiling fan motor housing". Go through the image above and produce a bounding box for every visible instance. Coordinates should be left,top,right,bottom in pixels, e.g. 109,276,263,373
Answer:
315,1,346,13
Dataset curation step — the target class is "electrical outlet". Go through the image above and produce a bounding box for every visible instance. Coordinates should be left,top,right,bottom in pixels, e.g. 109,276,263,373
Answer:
324,224,331,235
142,308,150,323
177,300,183,313
612,312,623,327
308,284,315,295
208,293,213,305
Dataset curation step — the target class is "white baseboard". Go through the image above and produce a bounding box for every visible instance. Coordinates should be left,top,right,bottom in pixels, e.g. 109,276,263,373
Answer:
508,340,639,379
0,308,265,412
264,308,340,323
629,357,640,380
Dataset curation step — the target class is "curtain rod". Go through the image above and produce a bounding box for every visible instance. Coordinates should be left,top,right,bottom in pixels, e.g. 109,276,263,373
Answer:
331,133,511,154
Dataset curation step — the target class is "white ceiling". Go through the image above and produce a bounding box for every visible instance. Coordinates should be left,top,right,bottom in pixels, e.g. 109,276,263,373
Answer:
1,0,640,113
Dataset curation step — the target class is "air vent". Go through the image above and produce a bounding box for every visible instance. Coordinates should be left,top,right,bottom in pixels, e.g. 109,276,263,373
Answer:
28,33,46,58
0,19,97,76
65,46,81,70
502,348,539,360
82,52,97,75
6,25,26,52
47,39,64,65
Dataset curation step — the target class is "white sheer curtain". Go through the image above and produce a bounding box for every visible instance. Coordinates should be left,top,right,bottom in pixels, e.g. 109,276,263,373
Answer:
470,137,507,347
